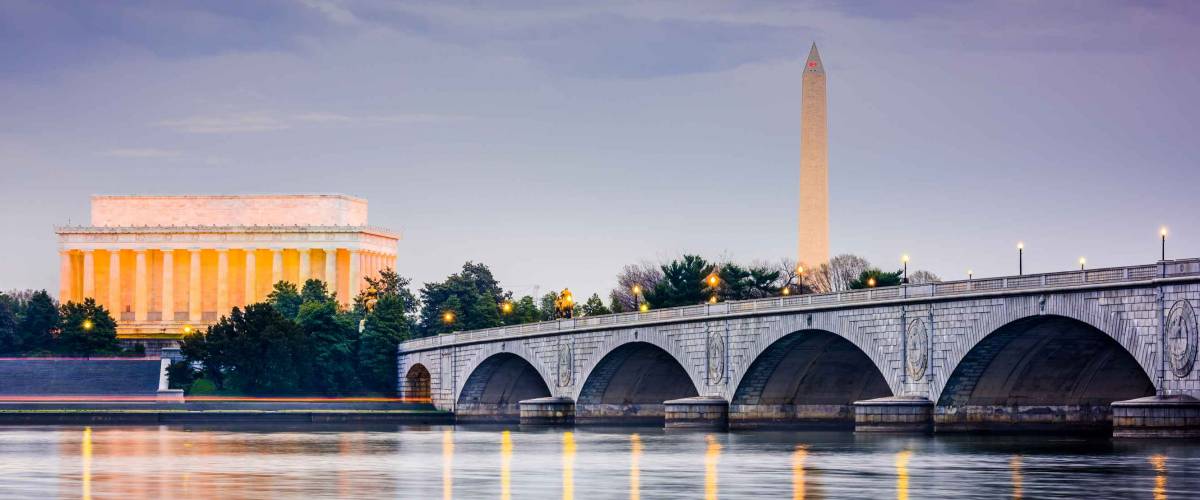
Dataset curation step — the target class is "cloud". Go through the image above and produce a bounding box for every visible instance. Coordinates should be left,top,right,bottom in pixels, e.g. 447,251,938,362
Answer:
158,113,291,133
159,111,469,133
100,148,183,159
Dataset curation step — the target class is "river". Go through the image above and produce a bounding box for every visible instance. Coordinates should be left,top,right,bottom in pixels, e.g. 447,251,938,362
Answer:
0,425,1196,498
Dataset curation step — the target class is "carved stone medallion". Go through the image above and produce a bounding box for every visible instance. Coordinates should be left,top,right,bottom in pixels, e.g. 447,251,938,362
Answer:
706,328,725,384
557,342,573,387
1167,300,1198,378
906,318,928,381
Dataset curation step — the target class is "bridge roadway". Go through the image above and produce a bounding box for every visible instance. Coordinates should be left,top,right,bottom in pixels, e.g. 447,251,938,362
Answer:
397,259,1200,437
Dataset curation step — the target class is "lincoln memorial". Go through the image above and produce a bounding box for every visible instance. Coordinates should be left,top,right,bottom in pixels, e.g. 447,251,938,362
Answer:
55,194,399,339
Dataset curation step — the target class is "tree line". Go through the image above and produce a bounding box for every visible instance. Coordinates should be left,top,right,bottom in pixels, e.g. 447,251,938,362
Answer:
0,290,127,356
172,271,416,395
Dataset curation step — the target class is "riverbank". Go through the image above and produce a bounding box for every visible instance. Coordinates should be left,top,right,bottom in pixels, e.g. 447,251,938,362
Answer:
0,400,452,425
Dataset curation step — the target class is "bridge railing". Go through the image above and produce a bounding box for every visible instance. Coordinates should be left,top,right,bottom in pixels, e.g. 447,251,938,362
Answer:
399,258,1200,351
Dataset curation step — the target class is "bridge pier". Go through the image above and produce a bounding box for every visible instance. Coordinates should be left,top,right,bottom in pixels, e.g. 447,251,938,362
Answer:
518,397,575,426
1112,395,1200,438
853,397,933,433
663,397,728,429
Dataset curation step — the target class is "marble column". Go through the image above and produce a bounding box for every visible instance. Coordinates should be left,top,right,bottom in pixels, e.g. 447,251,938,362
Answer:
348,250,360,301
189,249,201,323
134,250,148,322
162,250,174,322
271,249,283,286
108,250,121,314
324,248,337,289
217,249,229,316
244,250,257,305
59,251,72,304
82,250,95,299
299,249,311,284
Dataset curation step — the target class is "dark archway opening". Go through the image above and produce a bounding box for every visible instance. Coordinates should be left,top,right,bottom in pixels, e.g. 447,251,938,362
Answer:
936,315,1155,433
730,330,891,429
403,364,431,404
456,353,551,423
576,342,699,425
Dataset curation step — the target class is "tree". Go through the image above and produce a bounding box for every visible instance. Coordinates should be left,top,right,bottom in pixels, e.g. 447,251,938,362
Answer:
298,299,359,393
580,293,610,316
18,290,58,352
908,270,942,285
359,293,413,392
300,279,333,305
57,298,120,355
808,254,871,293
503,295,541,325
609,262,663,312
356,268,419,318
644,255,711,308
538,292,558,321
267,281,302,319
0,294,19,354
183,304,309,394
848,268,904,290
418,262,509,336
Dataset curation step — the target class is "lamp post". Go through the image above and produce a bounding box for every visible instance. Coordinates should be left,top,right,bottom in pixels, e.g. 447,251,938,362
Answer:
1079,257,1086,271
797,265,805,295
867,276,877,288
1162,227,1168,261
442,311,455,327
706,270,720,304
82,319,93,332
1017,242,1024,275
901,255,909,283
967,270,973,281
632,285,644,313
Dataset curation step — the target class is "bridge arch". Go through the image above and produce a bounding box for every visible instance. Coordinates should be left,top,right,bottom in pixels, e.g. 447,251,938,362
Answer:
727,313,903,401
575,340,700,424
402,363,431,403
455,345,553,422
936,313,1155,431
933,294,1158,400
730,329,892,428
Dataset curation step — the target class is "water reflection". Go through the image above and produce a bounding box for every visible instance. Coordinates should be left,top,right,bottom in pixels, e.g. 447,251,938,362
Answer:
1150,454,1167,500
81,427,92,500
630,434,642,500
895,450,911,500
2,427,1200,499
705,434,721,500
563,432,576,500
442,430,453,500
1010,455,1022,499
501,430,513,500
792,444,807,500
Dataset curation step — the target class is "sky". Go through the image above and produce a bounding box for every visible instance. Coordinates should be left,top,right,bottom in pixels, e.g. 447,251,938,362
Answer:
2,0,1199,302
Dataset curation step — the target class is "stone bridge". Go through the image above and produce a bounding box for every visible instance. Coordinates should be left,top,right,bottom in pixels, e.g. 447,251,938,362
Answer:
398,259,1200,436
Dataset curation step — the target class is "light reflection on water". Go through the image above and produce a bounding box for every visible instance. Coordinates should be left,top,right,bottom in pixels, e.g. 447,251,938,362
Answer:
0,426,1198,499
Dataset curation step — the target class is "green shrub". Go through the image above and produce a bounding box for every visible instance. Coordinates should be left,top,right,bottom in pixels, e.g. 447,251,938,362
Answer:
189,378,217,395
166,361,195,390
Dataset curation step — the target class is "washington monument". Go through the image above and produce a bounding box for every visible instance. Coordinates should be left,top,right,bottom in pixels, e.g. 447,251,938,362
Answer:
798,42,829,267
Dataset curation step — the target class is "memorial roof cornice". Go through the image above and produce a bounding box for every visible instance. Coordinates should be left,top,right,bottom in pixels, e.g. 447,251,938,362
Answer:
54,224,400,239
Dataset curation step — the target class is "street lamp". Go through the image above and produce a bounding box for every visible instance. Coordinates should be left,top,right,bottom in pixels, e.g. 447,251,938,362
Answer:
706,270,720,304
442,311,456,326
1079,257,1086,270
867,277,877,288
81,319,93,331
1161,227,1168,261
501,301,514,315
182,325,193,335
967,270,973,281
631,284,644,312
1017,242,1024,275
797,265,805,295
901,255,909,283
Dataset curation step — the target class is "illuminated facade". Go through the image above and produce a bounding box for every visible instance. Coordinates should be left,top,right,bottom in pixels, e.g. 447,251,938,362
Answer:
55,194,399,339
